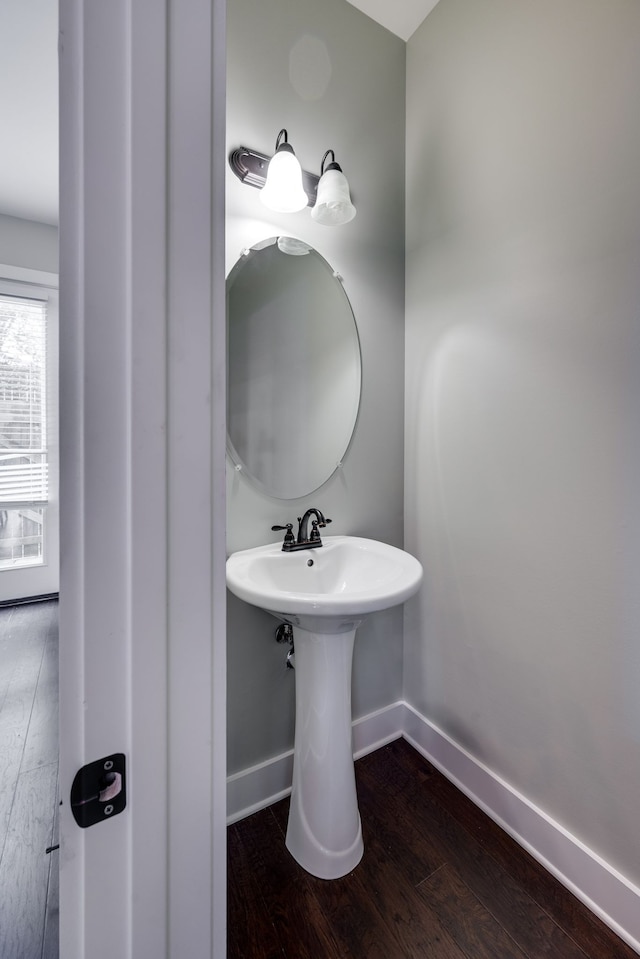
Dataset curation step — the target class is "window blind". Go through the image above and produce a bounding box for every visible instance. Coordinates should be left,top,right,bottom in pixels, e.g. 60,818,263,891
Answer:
0,293,49,507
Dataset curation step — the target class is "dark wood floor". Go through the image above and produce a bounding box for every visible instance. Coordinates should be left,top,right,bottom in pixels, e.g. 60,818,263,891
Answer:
0,600,59,959
229,738,637,959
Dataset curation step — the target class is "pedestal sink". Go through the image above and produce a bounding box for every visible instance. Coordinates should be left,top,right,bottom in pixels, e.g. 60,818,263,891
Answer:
226,535,423,879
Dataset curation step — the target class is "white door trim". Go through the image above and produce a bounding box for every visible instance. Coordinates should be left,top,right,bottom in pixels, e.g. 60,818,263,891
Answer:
166,0,227,953
58,0,226,955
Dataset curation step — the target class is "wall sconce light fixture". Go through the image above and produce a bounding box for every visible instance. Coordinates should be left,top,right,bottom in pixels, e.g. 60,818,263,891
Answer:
259,129,308,213
229,130,356,225
311,150,356,226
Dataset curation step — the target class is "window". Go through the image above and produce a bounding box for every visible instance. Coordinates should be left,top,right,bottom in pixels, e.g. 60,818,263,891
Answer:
0,293,48,569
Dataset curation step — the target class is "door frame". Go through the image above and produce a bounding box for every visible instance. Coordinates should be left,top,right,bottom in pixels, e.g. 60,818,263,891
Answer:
58,1,227,955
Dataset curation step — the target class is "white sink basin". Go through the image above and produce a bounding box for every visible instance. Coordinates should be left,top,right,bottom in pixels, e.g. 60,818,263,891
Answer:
226,534,423,633
226,533,423,879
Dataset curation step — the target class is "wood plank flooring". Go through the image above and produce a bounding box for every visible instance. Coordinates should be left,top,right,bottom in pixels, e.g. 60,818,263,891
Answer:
2,597,634,959
228,738,637,959
0,600,59,959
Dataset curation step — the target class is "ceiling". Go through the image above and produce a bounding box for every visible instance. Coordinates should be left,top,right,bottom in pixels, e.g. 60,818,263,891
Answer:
0,0,440,229
345,0,441,41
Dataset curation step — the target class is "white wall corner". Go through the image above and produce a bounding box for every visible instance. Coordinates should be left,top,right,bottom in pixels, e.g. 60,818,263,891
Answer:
402,703,640,956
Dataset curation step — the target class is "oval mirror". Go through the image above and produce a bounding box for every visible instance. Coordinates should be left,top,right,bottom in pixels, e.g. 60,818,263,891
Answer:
227,237,361,499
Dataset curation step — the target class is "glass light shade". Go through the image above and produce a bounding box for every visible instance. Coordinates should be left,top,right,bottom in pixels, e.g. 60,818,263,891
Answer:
311,169,356,225
260,148,308,213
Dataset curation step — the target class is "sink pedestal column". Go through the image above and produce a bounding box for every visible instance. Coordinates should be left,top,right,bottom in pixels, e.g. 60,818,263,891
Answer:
285,625,364,879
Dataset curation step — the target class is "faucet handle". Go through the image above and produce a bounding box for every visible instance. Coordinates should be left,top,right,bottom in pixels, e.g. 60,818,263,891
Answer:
271,523,295,546
310,517,332,541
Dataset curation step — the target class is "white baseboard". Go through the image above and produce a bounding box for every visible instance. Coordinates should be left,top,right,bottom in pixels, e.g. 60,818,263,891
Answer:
226,750,294,825
226,699,640,954
226,700,405,825
402,702,640,956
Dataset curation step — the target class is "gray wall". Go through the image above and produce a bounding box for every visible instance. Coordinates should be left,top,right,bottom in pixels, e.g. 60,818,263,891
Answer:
0,213,58,273
405,0,640,888
226,0,406,773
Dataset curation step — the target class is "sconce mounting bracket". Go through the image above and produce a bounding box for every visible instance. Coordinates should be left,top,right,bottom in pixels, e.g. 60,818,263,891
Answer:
229,146,320,207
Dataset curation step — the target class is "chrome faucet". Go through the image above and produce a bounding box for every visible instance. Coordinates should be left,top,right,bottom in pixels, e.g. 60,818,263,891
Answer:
271,507,332,551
